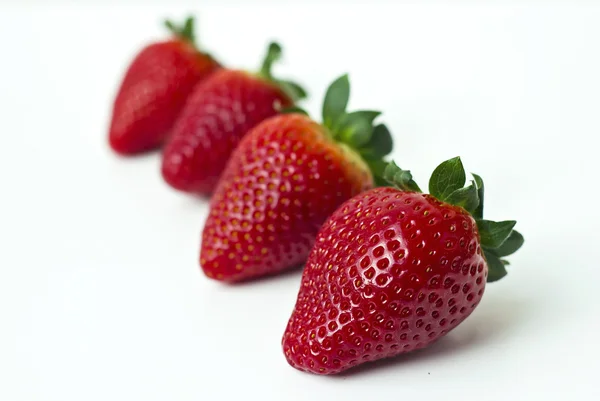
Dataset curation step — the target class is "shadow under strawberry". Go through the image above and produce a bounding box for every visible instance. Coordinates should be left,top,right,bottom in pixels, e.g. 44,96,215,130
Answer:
329,289,530,378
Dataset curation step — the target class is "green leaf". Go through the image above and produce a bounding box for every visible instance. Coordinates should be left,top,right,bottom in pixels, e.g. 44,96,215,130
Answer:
339,120,372,147
257,43,306,102
279,105,309,115
164,16,196,44
428,157,466,201
183,16,194,41
259,42,282,80
445,182,479,214
383,161,423,192
484,250,508,282
322,74,350,129
165,20,176,33
276,80,307,102
477,219,517,249
360,124,393,159
339,110,381,128
341,110,381,123
472,173,484,219
366,159,389,187
337,110,381,147
494,229,524,257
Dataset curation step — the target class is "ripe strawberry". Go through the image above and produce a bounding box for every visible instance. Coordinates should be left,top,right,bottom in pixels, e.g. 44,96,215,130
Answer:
108,16,220,155
161,42,306,195
282,157,524,374
200,75,394,282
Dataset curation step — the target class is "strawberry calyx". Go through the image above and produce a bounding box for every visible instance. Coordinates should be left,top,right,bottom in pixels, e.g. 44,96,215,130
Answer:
164,15,218,62
257,42,307,102
383,157,524,282
282,74,394,185
322,75,393,167
164,16,197,45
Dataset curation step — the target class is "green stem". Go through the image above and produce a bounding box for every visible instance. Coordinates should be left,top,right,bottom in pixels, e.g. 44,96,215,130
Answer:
164,16,196,45
259,42,283,80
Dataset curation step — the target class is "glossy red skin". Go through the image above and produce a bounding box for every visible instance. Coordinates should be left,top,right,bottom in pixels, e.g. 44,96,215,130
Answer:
200,114,374,282
282,187,488,375
161,70,293,195
109,40,220,155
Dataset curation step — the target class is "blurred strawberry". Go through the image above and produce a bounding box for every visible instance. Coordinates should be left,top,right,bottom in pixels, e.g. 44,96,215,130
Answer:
108,16,220,155
200,75,394,282
161,42,306,195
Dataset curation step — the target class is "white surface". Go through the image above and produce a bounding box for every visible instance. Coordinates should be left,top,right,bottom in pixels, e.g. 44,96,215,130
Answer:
1,2,599,400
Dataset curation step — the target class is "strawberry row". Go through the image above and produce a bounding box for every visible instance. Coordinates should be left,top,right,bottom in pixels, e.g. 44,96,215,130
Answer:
107,16,524,375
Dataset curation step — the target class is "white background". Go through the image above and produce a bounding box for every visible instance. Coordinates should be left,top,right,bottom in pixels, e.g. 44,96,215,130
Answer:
1,1,599,400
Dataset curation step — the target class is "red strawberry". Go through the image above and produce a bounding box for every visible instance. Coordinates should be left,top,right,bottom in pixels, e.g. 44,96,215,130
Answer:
200,75,395,282
161,42,306,195
108,16,220,155
282,157,524,374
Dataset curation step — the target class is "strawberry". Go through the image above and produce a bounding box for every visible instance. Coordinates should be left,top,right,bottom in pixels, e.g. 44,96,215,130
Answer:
200,75,394,282
282,157,524,374
108,16,220,155
161,42,306,195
